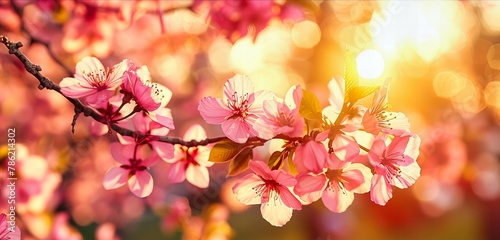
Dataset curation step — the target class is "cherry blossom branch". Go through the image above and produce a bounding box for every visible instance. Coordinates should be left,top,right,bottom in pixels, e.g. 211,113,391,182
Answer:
9,0,73,76
0,36,301,148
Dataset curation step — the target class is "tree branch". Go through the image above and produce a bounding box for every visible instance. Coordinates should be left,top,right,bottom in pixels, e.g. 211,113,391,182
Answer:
0,35,226,147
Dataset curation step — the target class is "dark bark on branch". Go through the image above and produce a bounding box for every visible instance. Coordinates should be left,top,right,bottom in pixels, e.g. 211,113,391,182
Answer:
0,35,229,147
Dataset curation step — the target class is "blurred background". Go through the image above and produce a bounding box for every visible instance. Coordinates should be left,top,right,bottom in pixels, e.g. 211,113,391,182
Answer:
1,0,500,239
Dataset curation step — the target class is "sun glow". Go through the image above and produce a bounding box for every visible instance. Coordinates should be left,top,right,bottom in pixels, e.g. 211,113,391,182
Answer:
356,49,385,79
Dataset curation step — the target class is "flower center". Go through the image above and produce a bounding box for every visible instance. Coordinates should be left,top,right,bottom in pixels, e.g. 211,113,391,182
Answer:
83,67,114,90
325,169,347,194
121,158,147,178
227,92,250,118
380,152,405,178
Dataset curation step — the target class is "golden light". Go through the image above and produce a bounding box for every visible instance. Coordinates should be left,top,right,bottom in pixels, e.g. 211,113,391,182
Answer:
230,37,263,73
291,20,321,49
484,81,500,108
356,49,385,79
433,71,466,98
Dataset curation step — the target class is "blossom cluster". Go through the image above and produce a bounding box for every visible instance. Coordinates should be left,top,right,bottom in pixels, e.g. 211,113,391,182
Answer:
60,57,212,198
59,54,421,227
199,73,421,226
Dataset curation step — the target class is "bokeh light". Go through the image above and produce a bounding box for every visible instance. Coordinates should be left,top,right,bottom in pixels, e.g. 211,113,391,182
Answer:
356,49,384,79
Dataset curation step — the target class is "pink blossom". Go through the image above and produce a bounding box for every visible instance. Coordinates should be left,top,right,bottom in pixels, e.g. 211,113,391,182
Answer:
60,56,127,106
322,77,361,163
0,213,21,240
123,62,174,125
294,160,372,213
362,80,410,135
117,111,175,160
198,74,274,143
232,161,302,227
164,125,214,188
368,133,421,205
253,85,305,139
293,140,328,174
192,0,304,41
103,143,159,198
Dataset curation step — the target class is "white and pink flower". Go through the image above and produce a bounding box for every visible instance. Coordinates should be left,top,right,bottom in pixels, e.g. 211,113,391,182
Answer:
164,125,214,188
103,143,159,198
253,85,305,139
294,159,372,213
198,74,274,143
232,161,302,227
368,133,421,205
60,56,127,106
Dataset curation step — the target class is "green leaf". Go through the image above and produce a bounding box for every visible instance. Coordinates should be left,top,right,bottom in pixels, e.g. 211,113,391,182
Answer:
347,86,379,103
344,50,359,102
299,89,323,120
228,147,253,176
208,140,245,163
268,151,284,170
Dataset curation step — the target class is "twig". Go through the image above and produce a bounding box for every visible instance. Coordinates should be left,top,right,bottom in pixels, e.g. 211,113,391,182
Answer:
0,35,226,147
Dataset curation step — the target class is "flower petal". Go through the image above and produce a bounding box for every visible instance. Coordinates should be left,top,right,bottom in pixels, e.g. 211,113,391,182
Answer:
368,139,387,166
186,164,210,188
322,185,355,213
260,196,294,227
232,173,263,205
221,118,252,143
248,161,272,180
294,173,327,203
392,161,421,189
198,97,232,124
166,162,186,183
103,167,128,190
342,163,373,193
128,171,154,198
370,174,393,206
277,186,302,210
110,143,133,165
152,141,175,161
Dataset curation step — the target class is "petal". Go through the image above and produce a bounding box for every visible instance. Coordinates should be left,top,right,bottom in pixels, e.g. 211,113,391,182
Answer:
152,141,175,161
322,185,355,213
362,111,380,135
60,77,97,98
342,163,373,193
107,59,128,88
392,161,421,189
232,173,264,205
192,146,214,167
110,142,134,165
223,74,254,103
293,141,327,174
186,164,210,188
403,134,421,161
221,118,251,143
128,171,154,198
387,135,411,156
141,151,160,167
269,170,297,187
294,173,327,203
248,161,272,180
277,186,302,210
368,139,386,166
249,90,276,112
85,90,114,106
284,85,303,110
327,77,345,113
184,124,207,141
260,196,294,227
150,108,175,130
103,167,128,190
198,97,232,124
328,134,360,164
166,162,186,183
370,174,393,206
75,56,105,77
